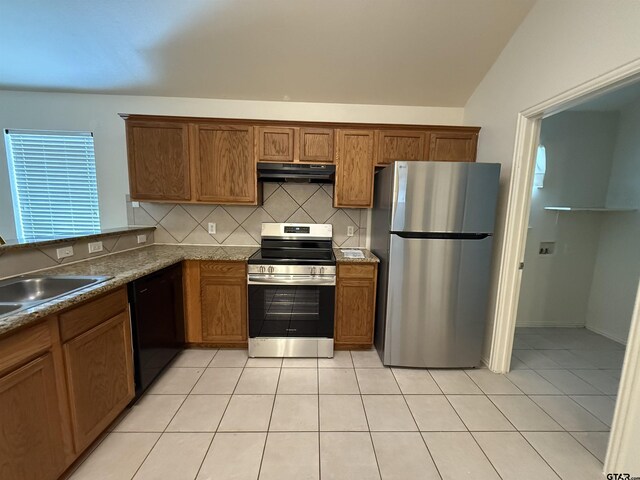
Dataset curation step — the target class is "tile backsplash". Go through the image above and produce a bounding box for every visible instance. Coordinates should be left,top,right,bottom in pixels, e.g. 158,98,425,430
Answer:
127,183,369,248
0,230,154,280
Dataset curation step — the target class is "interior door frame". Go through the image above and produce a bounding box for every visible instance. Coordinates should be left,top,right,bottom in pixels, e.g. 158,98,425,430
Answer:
487,58,640,474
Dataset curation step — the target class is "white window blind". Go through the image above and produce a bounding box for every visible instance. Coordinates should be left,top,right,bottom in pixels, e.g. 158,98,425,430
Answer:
4,129,100,240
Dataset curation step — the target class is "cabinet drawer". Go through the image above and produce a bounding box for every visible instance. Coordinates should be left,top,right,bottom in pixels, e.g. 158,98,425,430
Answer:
59,288,128,342
0,321,52,375
200,261,246,278
338,264,376,279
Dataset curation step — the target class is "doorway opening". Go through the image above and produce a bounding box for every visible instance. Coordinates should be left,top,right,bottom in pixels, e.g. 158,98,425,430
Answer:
491,66,640,473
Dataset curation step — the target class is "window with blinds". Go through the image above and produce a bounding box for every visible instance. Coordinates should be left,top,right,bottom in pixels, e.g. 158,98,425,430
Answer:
4,129,100,241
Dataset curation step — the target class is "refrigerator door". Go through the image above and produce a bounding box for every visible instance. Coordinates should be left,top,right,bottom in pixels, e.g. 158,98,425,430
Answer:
382,233,493,368
390,161,500,234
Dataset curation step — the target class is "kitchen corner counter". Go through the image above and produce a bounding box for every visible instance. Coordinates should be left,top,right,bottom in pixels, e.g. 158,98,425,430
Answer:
333,248,379,263
0,244,258,338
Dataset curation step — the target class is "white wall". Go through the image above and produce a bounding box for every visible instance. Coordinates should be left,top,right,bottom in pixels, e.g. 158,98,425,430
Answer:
586,98,640,343
464,1,640,473
0,90,463,240
463,0,640,359
516,111,619,327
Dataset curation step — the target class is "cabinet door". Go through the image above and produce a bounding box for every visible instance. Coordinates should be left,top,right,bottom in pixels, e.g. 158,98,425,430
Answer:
335,130,375,208
200,276,247,344
193,124,257,204
0,353,68,480
335,278,376,346
428,131,478,162
299,127,334,163
376,130,426,165
257,127,295,162
63,311,134,452
126,121,191,201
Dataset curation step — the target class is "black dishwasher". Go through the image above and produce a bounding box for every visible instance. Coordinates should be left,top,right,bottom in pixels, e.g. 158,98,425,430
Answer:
128,263,185,397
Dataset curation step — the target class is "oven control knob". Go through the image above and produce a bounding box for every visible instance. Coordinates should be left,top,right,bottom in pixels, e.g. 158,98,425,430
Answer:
268,266,275,274
320,267,325,274
259,266,266,273
310,267,316,275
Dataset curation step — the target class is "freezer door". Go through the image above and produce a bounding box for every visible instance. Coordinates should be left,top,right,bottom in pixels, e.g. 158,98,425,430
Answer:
383,234,493,367
390,161,500,234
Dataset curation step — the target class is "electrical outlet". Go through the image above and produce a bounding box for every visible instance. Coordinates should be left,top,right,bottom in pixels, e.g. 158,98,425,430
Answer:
539,241,555,255
137,234,147,244
56,246,74,259
347,226,355,237
88,241,103,253
208,222,217,234
131,201,140,208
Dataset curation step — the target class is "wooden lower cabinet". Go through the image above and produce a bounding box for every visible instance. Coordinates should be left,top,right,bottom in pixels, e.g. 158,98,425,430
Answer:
0,318,73,480
183,260,248,346
63,310,134,452
334,263,378,349
0,353,69,480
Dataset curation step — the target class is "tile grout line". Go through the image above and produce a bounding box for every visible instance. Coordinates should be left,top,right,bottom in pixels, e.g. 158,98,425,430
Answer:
255,358,282,479
390,367,444,480
126,350,215,480
192,348,243,479
353,356,384,480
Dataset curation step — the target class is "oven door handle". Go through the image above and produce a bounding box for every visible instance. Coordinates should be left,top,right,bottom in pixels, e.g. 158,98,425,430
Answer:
248,274,336,286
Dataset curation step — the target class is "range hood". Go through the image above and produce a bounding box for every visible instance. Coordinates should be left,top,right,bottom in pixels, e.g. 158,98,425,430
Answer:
257,162,335,183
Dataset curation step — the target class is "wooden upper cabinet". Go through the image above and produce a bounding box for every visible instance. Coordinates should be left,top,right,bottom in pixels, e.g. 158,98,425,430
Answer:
126,121,191,201
335,129,375,208
428,131,478,162
376,130,426,165
257,127,295,162
299,127,334,163
193,124,257,204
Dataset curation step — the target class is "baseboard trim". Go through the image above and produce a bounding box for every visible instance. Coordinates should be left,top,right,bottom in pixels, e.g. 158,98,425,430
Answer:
585,325,627,346
515,322,585,328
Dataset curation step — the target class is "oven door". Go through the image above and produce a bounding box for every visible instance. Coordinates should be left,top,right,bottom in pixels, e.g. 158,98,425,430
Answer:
248,275,335,339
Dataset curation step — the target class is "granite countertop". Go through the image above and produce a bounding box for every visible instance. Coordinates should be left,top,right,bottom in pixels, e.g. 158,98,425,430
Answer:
333,248,379,263
0,244,378,337
0,245,257,337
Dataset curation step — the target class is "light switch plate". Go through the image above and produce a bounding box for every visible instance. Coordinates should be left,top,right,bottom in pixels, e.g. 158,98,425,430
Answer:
347,226,355,237
88,241,103,253
137,234,147,244
208,223,217,234
56,246,74,259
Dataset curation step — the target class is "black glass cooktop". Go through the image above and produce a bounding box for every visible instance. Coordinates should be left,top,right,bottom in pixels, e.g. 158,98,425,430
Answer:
248,248,336,266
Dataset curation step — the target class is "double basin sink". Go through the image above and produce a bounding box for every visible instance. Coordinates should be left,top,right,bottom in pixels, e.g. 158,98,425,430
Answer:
0,275,112,319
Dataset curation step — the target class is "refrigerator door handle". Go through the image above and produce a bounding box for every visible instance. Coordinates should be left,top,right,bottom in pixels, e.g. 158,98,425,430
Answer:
391,232,490,240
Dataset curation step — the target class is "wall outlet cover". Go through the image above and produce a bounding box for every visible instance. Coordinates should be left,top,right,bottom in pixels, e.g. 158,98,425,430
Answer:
347,226,355,237
88,241,103,253
208,223,217,234
56,246,74,259
137,234,147,244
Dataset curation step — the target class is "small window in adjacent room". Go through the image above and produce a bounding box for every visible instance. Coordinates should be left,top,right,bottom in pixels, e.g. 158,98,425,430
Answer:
4,129,100,240
533,144,546,189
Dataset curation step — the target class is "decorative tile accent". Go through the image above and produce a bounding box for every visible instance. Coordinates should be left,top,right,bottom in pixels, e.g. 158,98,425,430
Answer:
301,188,335,223
263,187,298,222
128,183,368,247
159,206,198,242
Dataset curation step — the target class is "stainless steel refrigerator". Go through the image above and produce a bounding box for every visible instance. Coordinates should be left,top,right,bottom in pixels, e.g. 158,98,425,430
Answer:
371,161,501,368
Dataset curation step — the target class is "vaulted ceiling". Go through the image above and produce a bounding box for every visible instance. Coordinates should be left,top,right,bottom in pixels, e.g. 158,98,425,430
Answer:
0,0,534,106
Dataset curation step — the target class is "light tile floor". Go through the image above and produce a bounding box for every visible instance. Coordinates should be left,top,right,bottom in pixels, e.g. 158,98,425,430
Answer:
68,328,621,479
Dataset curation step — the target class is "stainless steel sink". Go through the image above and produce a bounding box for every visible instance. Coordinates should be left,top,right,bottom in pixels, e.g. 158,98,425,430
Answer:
0,275,112,318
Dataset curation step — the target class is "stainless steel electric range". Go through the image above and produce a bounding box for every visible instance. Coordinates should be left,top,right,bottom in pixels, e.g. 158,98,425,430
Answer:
247,223,336,358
